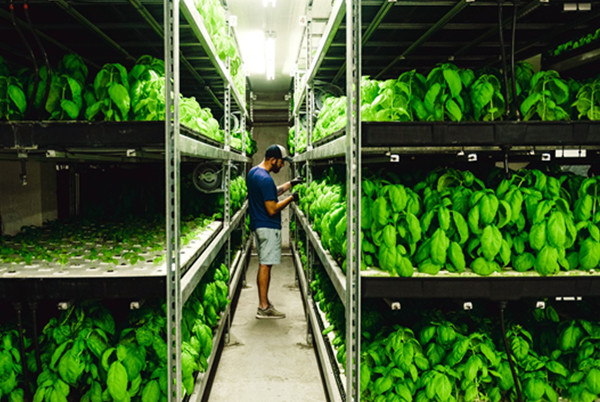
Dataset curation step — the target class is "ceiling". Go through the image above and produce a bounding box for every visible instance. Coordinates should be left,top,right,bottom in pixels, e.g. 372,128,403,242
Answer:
225,0,334,110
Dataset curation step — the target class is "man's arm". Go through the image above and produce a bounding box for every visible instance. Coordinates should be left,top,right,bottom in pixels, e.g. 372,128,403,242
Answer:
276,181,291,196
264,195,294,216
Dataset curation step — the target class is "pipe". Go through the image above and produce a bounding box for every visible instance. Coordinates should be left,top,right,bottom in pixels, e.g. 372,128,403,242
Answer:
28,301,42,373
23,0,52,118
511,1,521,120
13,302,32,399
498,0,511,118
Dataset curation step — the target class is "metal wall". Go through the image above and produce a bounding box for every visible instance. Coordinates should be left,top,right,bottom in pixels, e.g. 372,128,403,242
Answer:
0,161,57,235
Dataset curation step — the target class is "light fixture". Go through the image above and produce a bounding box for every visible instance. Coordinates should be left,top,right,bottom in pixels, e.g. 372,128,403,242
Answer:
263,0,276,7
238,30,265,74
265,32,276,81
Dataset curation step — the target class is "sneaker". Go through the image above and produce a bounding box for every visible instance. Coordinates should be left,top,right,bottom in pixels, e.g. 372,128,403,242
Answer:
256,304,286,319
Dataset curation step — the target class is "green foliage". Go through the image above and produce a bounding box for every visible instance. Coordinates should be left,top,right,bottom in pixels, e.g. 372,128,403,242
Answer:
85,63,131,121
551,27,600,57
573,78,600,120
313,96,347,143
470,74,505,121
356,167,600,277
521,70,570,121
0,57,26,120
193,0,245,94
230,175,247,213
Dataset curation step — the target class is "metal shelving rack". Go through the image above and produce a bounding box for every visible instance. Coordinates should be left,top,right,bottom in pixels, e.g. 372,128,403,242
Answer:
0,0,253,400
290,1,600,400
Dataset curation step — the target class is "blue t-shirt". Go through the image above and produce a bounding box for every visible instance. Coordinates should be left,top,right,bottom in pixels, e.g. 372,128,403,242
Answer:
247,166,280,230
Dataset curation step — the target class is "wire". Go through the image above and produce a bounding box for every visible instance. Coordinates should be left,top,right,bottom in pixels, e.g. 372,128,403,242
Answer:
9,0,39,114
498,0,511,118
23,0,52,117
500,301,523,402
510,1,521,120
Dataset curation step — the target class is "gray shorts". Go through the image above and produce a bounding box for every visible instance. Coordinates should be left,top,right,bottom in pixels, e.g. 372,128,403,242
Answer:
253,228,282,266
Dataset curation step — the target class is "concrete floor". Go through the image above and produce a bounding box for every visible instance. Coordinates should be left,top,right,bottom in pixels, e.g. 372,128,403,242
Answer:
209,254,326,401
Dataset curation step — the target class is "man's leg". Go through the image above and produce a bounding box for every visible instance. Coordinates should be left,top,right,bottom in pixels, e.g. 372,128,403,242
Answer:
257,263,271,309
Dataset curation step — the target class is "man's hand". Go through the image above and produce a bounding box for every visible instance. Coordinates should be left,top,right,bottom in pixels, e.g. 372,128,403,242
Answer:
290,176,304,187
291,192,300,202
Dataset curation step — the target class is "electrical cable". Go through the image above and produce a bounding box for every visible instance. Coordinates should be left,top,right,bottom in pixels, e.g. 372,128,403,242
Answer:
9,0,39,114
23,0,52,116
511,0,521,120
500,301,523,402
29,301,42,373
13,302,32,400
498,0,511,118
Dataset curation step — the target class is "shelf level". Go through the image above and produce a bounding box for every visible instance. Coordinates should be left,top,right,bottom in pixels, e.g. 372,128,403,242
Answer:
361,121,600,148
180,0,249,120
362,268,600,300
0,121,250,162
291,242,309,302
0,221,222,300
182,202,248,303
292,204,347,308
293,0,345,116
293,135,346,162
188,238,250,401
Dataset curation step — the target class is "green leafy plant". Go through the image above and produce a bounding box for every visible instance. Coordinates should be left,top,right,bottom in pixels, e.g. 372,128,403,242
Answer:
573,78,600,120
470,74,505,121
85,63,131,121
0,57,26,121
520,70,570,121
422,63,470,122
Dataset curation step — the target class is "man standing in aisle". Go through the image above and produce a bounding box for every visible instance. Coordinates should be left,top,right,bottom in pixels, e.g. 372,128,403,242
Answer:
247,144,303,319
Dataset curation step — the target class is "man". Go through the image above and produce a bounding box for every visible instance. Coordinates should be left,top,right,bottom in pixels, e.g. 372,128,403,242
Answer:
247,144,303,319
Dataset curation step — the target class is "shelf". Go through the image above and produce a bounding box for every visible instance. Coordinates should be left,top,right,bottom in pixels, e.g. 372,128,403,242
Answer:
307,1,600,84
0,121,250,162
292,204,346,308
361,267,600,301
361,121,600,148
291,242,308,302
187,303,231,402
307,295,346,402
228,237,252,300
292,135,346,162
292,0,345,116
188,234,250,401
0,0,242,113
179,135,251,163
544,35,600,74
180,0,249,120
182,202,248,303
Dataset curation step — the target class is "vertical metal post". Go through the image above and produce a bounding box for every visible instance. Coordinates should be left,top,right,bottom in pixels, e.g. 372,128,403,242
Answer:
305,9,314,298
164,0,181,400
294,71,300,156
346,0,361,400
224,23,233,344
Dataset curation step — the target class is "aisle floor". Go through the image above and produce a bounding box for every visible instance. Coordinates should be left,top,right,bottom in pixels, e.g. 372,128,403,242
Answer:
209,254,326,401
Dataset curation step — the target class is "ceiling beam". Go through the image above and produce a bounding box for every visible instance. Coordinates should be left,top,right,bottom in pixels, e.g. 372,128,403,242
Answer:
375,0,470,79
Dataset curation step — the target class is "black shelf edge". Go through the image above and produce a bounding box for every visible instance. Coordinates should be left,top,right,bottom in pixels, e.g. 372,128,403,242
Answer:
0,276,165,301
361,274,600,301
0,121,223,151
361,121,600,147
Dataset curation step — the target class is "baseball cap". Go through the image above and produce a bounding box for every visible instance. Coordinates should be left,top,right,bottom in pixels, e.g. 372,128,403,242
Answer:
265,144,293,162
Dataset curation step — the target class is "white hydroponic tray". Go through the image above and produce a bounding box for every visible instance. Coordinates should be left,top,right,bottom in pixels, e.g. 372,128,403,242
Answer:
0,221,222,278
